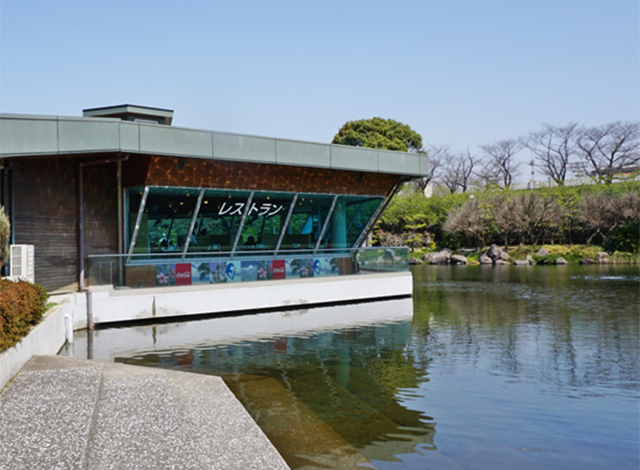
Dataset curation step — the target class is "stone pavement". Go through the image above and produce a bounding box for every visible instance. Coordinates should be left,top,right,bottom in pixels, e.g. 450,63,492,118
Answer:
0,355,290,470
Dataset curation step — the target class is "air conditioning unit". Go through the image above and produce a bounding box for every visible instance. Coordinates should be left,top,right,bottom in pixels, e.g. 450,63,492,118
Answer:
10,244,35,283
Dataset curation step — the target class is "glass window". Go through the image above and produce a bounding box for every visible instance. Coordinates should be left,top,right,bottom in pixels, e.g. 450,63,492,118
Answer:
280,194,335,251
318,196,383,249
195,189,251,252
236,193,294,253
344,196,383,246
130,187,199,254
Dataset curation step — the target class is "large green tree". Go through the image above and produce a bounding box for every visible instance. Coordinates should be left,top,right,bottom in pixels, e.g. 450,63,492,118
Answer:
332,117,423,152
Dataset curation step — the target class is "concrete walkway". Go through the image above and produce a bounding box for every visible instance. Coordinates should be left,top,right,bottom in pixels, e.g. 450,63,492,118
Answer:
0,355,290,470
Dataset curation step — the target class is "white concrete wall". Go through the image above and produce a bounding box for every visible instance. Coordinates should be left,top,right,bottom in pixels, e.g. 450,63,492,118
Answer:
87,272,412,326
69,297,414,361
0,300,69,390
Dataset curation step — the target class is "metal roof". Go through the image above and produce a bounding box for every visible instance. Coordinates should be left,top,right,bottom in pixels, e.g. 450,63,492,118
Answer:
0,113,428,177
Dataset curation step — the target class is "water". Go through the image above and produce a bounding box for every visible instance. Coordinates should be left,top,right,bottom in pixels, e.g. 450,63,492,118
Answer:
66,264,640,469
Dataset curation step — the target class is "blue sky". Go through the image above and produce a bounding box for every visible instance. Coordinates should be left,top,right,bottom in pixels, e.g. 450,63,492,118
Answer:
1,1,638,165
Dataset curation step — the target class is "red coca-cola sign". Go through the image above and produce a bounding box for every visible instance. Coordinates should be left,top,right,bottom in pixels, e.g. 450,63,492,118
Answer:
175,263,192,286
272,260,286,280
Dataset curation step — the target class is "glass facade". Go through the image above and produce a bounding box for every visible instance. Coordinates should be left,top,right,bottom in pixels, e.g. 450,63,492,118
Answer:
126,186,383,259
116,186,394,288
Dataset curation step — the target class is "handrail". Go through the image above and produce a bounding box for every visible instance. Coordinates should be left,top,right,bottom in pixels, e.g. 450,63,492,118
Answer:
87,246,410,260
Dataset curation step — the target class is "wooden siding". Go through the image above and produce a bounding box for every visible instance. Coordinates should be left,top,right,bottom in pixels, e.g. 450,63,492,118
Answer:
12,157,119,291
13,158,79,290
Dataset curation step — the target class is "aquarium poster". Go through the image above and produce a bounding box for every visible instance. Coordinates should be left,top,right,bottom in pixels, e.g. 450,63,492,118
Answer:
155,264,175,287
192,262,211,285
241,260,258,282
210,261,227,284
311,258,337,277
224,261,242,283
288,258,314,278
256,260,272,281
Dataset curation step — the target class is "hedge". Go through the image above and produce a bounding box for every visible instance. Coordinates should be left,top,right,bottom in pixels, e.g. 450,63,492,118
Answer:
0,279,49,351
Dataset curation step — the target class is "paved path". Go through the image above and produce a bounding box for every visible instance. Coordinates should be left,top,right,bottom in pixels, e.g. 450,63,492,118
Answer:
0,355,290,470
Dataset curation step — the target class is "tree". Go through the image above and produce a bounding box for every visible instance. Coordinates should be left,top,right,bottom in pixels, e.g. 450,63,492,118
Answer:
441,149,477,193
575,121,640,184
579,192,640,244
479,139,523,189
332,117,423,152
0,207,9,270
411,143,445,193
442,198,493,248
526,122,580,186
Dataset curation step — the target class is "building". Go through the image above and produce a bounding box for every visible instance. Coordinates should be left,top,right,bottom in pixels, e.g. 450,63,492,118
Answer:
0,105,428,293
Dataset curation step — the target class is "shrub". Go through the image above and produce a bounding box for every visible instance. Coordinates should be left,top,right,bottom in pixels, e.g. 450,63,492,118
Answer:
605,223,640,254
0,279,50,351
0,207,9,269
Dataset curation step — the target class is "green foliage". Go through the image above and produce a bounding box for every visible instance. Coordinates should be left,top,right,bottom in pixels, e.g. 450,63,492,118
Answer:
605,223,640,254
0,279,50,351
441,232,464,250
371,349,422,393
377,181,639,254
332,117,423,152
0,207,9,268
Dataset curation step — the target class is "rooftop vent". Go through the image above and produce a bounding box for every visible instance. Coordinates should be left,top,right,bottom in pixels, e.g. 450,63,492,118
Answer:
83,104,173,125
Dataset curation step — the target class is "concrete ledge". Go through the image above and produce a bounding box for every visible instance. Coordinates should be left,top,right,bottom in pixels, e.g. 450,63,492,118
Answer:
1,355,290,470
75,271,412,328
0,301,69,391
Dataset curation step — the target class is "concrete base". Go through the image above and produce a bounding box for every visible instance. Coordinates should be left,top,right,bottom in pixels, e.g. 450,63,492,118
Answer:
68,271,412,329
0,302,69,391
0,355,289,470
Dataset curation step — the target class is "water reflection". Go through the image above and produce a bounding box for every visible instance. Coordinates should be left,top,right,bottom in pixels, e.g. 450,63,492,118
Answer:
65,265,639,469
411,265,639,400
108,301,435,468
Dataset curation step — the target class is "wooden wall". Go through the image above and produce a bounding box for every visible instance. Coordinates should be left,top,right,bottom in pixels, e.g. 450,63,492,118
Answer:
11,157,118,291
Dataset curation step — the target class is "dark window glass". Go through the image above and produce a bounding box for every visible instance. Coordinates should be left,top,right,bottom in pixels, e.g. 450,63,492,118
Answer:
279,194,335,252
136,187,199,253
195,189,251,252
236,193,294,252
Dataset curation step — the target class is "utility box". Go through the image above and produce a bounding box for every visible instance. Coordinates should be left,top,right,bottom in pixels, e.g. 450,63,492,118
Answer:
10,244,35,283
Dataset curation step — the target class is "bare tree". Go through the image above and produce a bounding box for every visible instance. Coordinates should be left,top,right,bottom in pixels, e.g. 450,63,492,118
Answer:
440,149,477,193
412,144,445,193
479,139,523,188
526,122,580,186
575,121,640,184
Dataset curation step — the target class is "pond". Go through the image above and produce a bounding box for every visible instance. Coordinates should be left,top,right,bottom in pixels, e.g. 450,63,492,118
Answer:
65,264,640,469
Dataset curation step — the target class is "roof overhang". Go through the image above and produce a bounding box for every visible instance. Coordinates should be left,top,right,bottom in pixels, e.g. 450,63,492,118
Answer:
0,113,428,177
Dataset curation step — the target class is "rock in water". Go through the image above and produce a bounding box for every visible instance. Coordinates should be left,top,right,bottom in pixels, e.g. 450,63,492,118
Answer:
487,244,503,261
450,255,467,265
479,254,493,264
